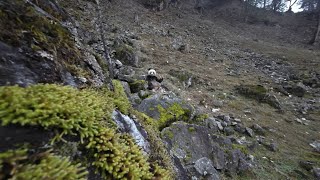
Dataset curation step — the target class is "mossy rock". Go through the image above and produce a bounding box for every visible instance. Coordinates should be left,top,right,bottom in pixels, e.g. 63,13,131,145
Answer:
0,0,93,85
129,80,147,93
236,84,268,101
115,44,139,67
137,93,194,130
0,83,171,179
236,84,281,109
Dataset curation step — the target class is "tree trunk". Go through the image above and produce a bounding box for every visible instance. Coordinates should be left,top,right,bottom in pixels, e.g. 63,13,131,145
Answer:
263,0,266,9
95,0,114,90
310,12,320,44
309,0,320,44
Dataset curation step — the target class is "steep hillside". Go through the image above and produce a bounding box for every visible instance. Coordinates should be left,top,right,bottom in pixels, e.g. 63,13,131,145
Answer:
0,0,319,179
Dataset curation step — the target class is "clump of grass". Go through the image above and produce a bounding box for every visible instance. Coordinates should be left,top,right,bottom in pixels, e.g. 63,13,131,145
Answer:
0,149,88,180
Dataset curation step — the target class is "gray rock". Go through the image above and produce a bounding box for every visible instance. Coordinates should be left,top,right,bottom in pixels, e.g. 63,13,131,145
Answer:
161,122,251,178
115,44,139,67
224,127,235,136
213,100,224,107
265,142,278,152
83,51,105,86
310,141,320,152
205,118,218,130
234,118,242,123
251,124,266,135
211,145,226,170
284,82,308,97
216,122,224,131
120,81,131,96
129,93,142,107
137,93,194,122
194,157,220,179
138,90,151,99
299,161,315,171
313,168,320,179
245,127,254,137
235,124,246,134
0,41,70,86
226,149,250,176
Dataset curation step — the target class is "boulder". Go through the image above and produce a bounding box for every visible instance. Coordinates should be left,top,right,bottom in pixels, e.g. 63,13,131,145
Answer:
115,44,139,67
310,141,320,152
283,82,308,97
161,122,252,179
193,157,220,180
129,80,147,93
137,93,194,129
313,168,320,179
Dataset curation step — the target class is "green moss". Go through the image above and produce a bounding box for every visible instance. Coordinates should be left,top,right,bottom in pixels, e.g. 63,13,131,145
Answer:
193,113,209,123
87,129,155,179
188,127,196,132
131,110,175,178
93,53,108,75
236,85,268,101
112,80,131,115
115,44,134,61
65,64,91,78
157,103,191,130
0,0,89,78
168,69,193,83
162,130,174,139
0,84,113,142
0,149,88,180
232,144,249,155
129,80,147,93
0,84,171,179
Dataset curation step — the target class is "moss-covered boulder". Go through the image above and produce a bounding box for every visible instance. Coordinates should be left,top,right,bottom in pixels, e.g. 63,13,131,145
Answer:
129,80,147,93
0,83,171,179
137,93,194,130
115,44,139,67
161,122,252,179
236,84,281,109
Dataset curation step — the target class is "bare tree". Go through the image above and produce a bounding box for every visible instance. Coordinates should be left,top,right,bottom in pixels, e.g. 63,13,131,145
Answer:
95,0,114,90
310,0,320,44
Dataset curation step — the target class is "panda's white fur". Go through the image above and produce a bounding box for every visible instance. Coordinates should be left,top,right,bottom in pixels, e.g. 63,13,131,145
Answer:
148,69,157,76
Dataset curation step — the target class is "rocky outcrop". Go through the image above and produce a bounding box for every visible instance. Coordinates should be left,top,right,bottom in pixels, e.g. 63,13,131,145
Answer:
161,122,253,179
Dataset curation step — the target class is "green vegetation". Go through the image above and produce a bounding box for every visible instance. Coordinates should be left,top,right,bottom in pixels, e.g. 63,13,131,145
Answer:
0,82,171,179
112,80,131,115
236,84,268,101
162,129,175,139
0,0,89,77
87,129,154,179
0,84,112,142
232,144,249,155
115,44,134,61
193,113,209,123
157,103,191,130
0,149,88,180
129,80,147,93
188,126,196,132
131,110,175,178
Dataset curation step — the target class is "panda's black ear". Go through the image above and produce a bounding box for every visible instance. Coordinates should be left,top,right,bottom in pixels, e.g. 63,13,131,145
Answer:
148,68,152,71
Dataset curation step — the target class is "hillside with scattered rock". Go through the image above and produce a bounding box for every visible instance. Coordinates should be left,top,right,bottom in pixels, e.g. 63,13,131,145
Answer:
0,0,319,179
